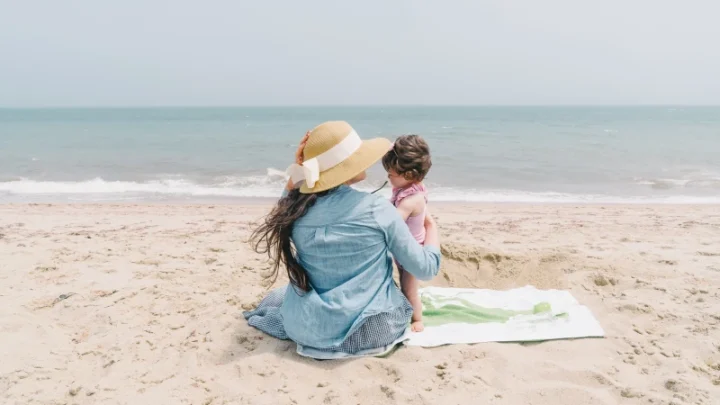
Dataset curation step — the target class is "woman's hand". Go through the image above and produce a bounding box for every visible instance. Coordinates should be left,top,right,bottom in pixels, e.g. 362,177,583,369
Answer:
424,212,436,228
286,131,311,190
295,131,310,165
423,212,440,248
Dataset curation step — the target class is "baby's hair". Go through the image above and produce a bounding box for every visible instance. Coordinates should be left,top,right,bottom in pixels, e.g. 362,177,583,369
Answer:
382,135,432,182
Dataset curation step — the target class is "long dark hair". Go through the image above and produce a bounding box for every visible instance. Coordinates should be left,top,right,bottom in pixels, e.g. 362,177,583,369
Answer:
250,187,333,292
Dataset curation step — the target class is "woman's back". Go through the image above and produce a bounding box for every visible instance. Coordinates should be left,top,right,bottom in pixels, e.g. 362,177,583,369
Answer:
281,185,440,349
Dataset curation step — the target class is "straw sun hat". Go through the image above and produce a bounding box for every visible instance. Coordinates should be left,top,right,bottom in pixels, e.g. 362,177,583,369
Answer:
287,121,391,194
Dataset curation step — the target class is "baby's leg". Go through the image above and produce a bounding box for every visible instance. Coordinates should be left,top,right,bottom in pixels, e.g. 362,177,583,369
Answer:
400,269,424,332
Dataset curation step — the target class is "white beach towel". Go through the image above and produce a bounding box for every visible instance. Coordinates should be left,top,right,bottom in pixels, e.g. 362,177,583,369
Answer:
405,286,604,347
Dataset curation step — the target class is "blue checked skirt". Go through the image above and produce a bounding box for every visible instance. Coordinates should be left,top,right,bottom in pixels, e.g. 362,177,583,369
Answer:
243,286,413,359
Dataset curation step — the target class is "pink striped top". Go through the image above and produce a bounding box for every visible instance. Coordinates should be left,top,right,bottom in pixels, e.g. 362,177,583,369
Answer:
390,183,427,244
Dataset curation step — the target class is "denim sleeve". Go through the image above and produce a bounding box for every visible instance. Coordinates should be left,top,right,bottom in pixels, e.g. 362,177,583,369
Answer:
372,197,441,281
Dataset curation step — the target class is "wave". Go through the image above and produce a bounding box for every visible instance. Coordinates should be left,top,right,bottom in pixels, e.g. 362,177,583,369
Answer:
2,176,720,204
0,178,283,199
634,171,720,190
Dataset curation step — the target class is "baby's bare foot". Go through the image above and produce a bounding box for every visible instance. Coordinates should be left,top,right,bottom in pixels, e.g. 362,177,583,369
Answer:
411,321,424,332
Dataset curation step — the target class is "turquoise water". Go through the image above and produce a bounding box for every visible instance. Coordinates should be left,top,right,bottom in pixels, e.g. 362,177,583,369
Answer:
1,106,719,203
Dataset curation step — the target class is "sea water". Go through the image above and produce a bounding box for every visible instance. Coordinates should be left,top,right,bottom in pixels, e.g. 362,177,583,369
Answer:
1,106,719,203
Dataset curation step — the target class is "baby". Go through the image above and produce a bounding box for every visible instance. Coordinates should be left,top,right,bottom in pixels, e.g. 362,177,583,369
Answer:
382,135,432,332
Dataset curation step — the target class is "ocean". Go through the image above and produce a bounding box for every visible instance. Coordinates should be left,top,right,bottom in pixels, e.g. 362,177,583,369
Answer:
1,106,719,203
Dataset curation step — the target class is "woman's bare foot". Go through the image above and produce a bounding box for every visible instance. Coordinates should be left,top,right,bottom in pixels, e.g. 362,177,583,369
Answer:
411,320,425,332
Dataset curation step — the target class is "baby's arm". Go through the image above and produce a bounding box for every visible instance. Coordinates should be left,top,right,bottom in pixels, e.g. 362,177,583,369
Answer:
395,194,426,220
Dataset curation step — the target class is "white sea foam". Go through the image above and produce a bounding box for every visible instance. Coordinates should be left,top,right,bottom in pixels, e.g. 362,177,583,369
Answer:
0,178,281,198
2,176,720,204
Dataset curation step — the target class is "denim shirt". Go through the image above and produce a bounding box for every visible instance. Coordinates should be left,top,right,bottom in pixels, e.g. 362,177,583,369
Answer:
279,185,441,348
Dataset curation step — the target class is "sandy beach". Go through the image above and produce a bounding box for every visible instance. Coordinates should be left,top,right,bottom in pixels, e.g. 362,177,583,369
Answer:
1,203,719,405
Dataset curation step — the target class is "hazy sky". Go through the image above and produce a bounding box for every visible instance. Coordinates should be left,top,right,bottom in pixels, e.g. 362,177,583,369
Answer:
1,0,719,107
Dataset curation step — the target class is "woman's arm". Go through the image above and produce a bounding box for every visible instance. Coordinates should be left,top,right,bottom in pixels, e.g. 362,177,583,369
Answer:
373,198,441,281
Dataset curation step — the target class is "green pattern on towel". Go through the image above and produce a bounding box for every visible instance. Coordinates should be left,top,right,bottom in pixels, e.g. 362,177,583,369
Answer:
421,293,566,327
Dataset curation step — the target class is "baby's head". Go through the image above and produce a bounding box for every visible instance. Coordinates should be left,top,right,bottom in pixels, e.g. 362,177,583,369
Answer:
382,134,432,188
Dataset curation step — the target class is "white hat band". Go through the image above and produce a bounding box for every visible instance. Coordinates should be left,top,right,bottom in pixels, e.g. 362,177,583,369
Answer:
286,129,362,188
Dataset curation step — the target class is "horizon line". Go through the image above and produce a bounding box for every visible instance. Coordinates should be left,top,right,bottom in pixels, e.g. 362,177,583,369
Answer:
2,104,719,109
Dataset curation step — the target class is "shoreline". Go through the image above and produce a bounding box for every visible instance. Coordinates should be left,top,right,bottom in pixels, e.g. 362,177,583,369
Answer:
2,199,720,207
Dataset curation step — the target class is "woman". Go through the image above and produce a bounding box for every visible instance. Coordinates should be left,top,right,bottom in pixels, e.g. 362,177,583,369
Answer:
245,121,441,359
